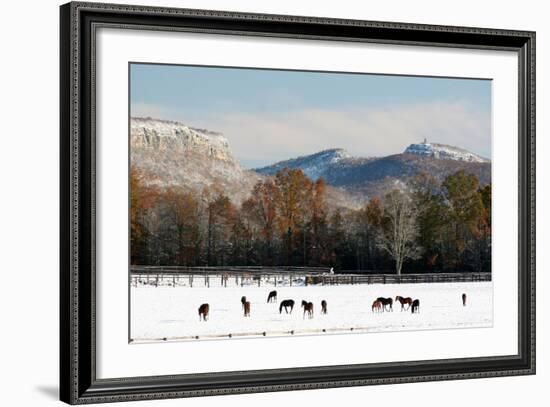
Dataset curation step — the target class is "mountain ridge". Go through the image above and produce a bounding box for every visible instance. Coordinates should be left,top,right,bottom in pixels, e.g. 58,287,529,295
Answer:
255,141,491,197
131,117,490,207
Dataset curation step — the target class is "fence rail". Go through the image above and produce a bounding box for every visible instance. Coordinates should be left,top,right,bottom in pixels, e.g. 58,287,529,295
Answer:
130,269,491,288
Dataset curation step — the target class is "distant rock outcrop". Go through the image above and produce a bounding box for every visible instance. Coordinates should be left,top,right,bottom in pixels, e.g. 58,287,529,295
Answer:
131,117,234,162
130,117,261,203
404,140,489,163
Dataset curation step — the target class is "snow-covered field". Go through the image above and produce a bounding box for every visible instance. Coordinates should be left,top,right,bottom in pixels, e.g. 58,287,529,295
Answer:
130,281,492,343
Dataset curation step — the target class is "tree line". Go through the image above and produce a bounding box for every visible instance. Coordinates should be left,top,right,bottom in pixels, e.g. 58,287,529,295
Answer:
131,167,491,274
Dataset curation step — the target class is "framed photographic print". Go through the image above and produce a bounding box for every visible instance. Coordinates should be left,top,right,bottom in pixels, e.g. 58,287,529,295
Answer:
60,1,536,404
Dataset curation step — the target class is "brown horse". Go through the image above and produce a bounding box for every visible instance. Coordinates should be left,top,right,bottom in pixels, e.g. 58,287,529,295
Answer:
372,300,382,313
321,300,328,314
376,297,393,312
411,299,420,314
241,296,247,309
301,300,314,319
395,296,413,311
279,299,295,314
267,290,277,303
462,293,467,306
243,301,251,317
198,303,209,321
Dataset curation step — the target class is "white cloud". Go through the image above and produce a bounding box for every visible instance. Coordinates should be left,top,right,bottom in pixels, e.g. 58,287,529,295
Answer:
206,102,491,167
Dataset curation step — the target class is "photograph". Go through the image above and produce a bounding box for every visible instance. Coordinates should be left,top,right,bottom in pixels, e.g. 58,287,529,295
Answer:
56,1,536,404
129,64,493,342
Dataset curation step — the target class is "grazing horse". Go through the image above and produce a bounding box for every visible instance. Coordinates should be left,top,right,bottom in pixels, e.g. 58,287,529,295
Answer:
371,300,382,313
321,300,328,314
198,303,209,321
395,296,413,311
376,297,393,312
241,296,247,309
243,301,251,317
462,293,467,306
301,300,314,319
411,299,420,314
279,299,295,314
267,290,277,303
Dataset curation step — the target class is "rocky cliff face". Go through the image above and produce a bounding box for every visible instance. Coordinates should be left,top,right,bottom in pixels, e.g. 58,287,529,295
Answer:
130,117,261,203
131,117,234,162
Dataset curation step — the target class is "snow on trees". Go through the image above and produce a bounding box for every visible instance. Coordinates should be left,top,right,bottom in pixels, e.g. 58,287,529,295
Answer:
378,190,423,275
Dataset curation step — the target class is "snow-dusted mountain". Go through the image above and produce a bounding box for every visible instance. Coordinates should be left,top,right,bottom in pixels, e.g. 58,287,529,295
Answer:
255,148,352,180
131,117,233,162
131,117,261,202
254,142,491,198
404,140,489,163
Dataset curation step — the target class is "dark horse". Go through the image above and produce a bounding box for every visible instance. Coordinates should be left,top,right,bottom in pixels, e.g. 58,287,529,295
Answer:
376,297,393,312
301,300,314,319
395,296,413,311
321,300,328,315
279,299,295,314
241,296,247,309
462,293,467,306
267,290,277,303
243,301,251,317
411,299,420,314
198,303,209,321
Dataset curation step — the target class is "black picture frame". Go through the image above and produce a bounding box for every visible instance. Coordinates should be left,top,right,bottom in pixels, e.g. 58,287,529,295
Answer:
60,2,536,404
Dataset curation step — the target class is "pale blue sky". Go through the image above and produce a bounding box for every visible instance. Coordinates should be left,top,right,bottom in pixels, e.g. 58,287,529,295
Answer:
131,63,491,168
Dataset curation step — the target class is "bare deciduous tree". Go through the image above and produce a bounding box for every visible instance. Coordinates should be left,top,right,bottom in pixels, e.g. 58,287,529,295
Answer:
378,190,423,274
